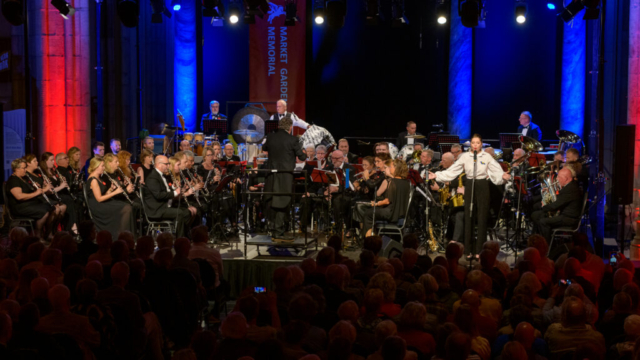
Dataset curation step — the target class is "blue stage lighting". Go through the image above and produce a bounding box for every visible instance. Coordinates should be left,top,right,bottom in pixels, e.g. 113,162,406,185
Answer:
547,3,555,10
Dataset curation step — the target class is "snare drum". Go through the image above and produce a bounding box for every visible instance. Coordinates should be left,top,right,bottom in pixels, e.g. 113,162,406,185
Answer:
194,132,205,143
183,132,194,142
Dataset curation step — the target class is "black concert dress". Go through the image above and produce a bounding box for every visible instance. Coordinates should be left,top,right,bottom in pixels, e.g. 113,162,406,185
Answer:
85,176,135,239
6,175,51,219
47,170,79,230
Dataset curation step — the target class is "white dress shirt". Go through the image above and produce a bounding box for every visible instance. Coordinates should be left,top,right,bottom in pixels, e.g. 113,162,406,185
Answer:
522,126,529,136
270,112,309,129
155,168,177,207
434,150,505,185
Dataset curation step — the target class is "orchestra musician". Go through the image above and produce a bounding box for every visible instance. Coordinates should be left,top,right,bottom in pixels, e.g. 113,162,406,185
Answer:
200,100,227,132
222,144,241,162
269,99,309,130
450,144,463,161
167,156,199,221
212,143,223,160
85,157,135,239
517,111,542,141
375,142,390,155
179,140,192,152
117,150,136,185
141,137,156,164
338,139,359,164
323,150,357,234
413,149,434,179
142,155,192,238
82,142,105,179
531,168,582,248
24,155,67,232
430,152,465,243
263,116,306,241
6,158,59,238
109,138,121,155
396,121,423,149
137,149,154,185
103,153,137,203
352,155,390,230
40,152,78,233
564,148,588,189
428,134,511,256
360,159,411,236
55,152,78,195
304,145,316,161
197,146,222,187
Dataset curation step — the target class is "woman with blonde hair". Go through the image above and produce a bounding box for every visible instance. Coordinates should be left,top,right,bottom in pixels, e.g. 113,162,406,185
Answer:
166,156,198,218
85,157,134,239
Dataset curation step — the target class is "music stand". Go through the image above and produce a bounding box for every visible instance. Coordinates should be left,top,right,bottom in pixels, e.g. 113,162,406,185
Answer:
428,132,448,149
265,120,279,134
499,133,522,150
311,169,337,185
203,120,227,136
436,134,459,153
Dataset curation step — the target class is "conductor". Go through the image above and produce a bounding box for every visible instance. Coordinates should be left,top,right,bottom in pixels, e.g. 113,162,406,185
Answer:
263,116,306,241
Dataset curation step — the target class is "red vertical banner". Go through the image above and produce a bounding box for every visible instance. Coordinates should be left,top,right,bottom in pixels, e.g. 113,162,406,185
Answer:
249,0,306,118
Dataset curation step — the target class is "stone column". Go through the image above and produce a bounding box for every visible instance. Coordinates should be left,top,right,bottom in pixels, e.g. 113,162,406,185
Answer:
629,0,640,259
30,0,90,157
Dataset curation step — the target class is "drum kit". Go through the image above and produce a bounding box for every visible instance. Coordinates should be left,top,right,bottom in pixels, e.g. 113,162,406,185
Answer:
396,134,427,161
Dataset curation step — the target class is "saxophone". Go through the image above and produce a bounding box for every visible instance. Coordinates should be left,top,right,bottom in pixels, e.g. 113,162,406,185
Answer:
428,221,438,252
450,173,465,208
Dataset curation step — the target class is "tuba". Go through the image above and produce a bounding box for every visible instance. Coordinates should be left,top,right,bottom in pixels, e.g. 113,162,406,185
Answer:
411,150,422,164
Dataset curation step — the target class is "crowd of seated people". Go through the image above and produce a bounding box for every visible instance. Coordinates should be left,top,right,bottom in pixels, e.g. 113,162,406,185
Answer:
0,224,637,360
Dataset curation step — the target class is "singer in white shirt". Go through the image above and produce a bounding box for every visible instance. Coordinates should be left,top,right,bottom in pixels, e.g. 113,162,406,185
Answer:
428,134,511,256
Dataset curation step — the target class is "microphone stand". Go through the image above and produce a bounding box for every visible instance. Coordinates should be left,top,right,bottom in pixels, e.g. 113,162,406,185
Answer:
469,150,478,267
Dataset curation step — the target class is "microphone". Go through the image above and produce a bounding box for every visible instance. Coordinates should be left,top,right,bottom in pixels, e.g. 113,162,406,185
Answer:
473,150,477,162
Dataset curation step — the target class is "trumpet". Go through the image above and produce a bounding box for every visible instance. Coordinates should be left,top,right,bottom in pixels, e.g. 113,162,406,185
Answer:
24,172,54,206
104,171,134,205
52,167,76,200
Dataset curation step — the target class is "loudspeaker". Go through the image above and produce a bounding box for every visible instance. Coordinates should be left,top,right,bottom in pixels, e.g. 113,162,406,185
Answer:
613,125,635,205
380,236,403,259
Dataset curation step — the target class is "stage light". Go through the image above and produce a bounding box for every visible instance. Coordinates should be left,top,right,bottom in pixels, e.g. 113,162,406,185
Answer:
515,1,527,24
117,0,139,27
203,0,224,18
459,0,484,28
559,0,583,22
51,0,75,19
326,0,346,28
436,1,448,25
171,0,181,11
1,0,24,26
365,0,379,25
245,0,270,18
283,0,298,26
230,14,239,23
228,0,241,24
547,3,555,10
150,0,171,23
313,0,324,25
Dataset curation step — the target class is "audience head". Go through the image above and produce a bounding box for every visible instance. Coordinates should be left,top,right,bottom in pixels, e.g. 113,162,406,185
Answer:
273,267,293,291
428,265,450,288
527,234,549,257
329,320,357,344
117,231,135,250
465,270,487,293
522,247,541,267
316,247,335,268
85,260,104,282
418,273,439,297
76,278,99,304
445,242,463,261
31,277,50,299
561,296,586,327
519,271,542,294
363,236,383,256
613,291,633,314
48,284,71,313
0,300,19,323
156,232,175,250
190,330,217,360
402,233,419,250
514,322,535,350
407,283,426,303
364,288,384,314
446,332,472,360
479,249,497,270
624,315,640,340
111,261,130,288
174,237,191,257
375,320,398,345
377,262,395,277
614,268,634,291
337,300,359,324
110,240,129,263
41,248,62,268
359,250,375,269
220,311,248,339
135,236,155,260
501,341,527,360
299,258,317,276
236,295,260,323
289,293,318,323
191,225,209,244
622,283,640,311
399,302,427,329
368,272,396,303
154,248,173,269
287,265,305,288
401,248,418,271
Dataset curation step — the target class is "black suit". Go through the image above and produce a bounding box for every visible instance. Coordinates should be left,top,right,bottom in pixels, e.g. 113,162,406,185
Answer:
263,129,306,236
323,162,357,231
222,155,241,162
531,180,582,254
396,131,424,149
517,122,542,141
346,152,359,164
142,168,191,237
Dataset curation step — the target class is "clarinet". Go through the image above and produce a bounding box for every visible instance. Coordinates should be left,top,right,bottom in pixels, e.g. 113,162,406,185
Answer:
129,165,140,187
52,167,76,200
24,172,54,206
171,173,191,207
36,169,62,202
104,172,134,204
182,169,202,207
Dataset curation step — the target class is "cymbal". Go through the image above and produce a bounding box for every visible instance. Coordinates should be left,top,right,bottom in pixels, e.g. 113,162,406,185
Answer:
233,129,261,137
405,134,426,139
556,130,582,144
519,135,544,152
